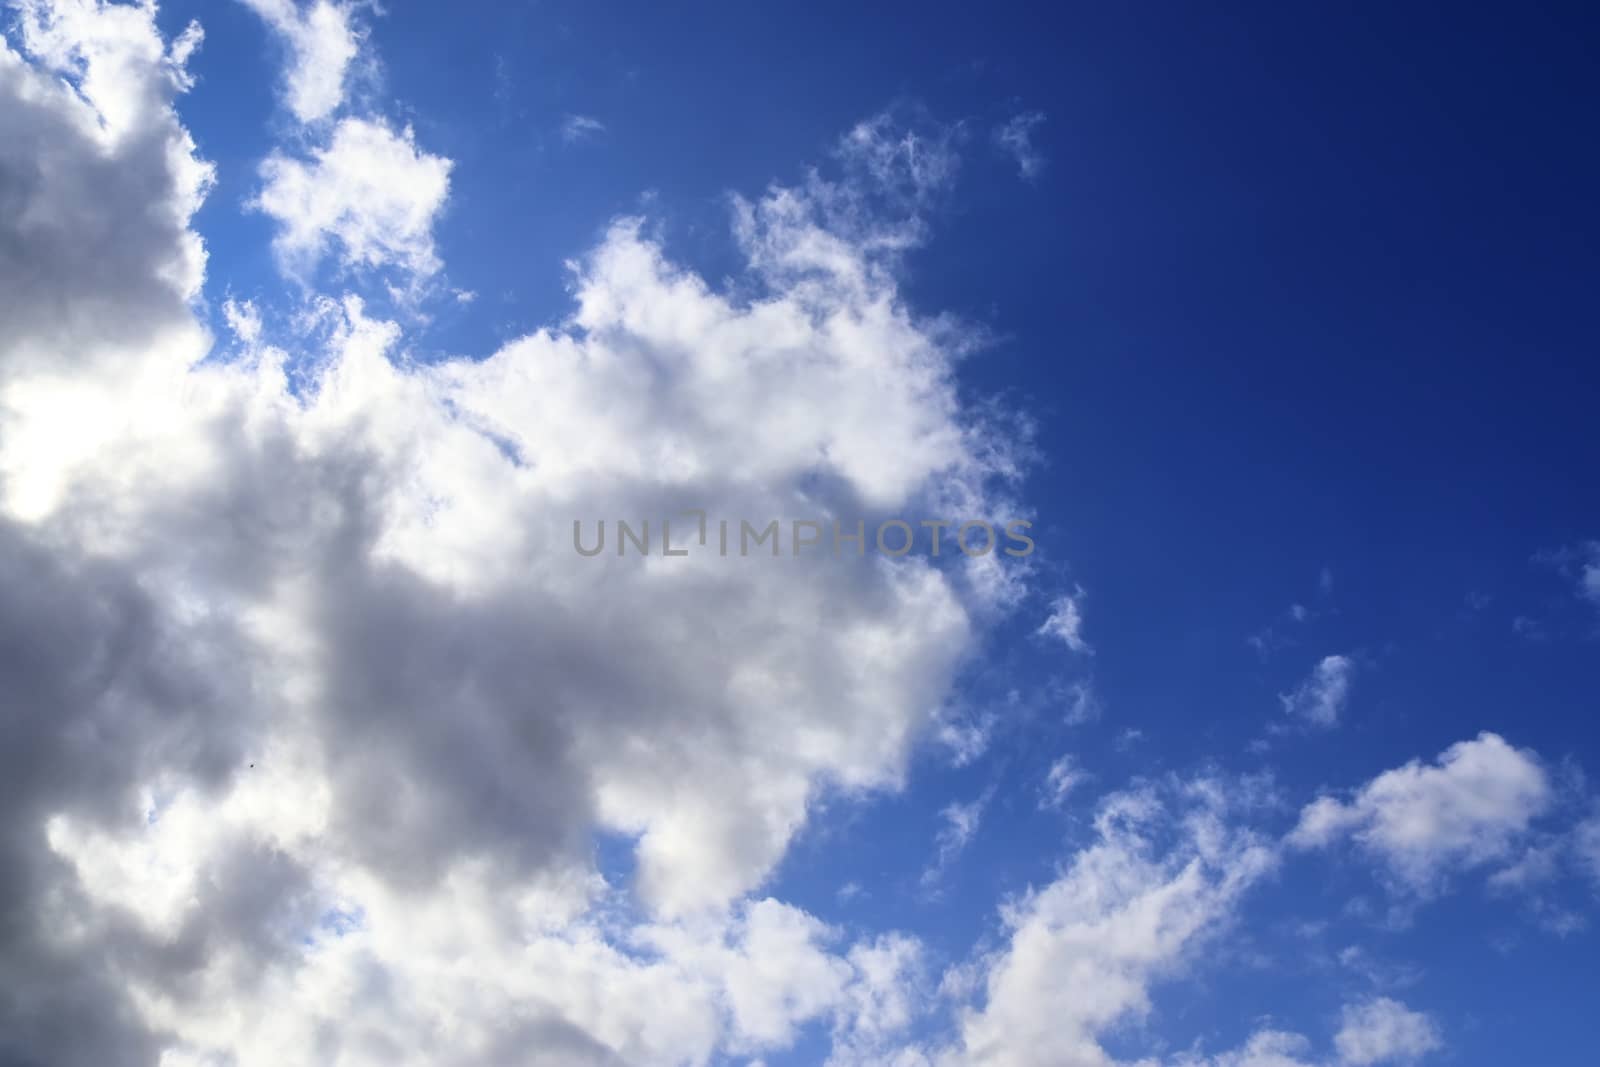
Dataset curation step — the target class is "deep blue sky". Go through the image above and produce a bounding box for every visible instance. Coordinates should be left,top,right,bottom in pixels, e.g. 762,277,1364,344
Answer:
154,2,1600,1061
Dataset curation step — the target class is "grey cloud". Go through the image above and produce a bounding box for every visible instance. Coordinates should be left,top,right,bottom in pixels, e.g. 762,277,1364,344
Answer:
0,34,208,376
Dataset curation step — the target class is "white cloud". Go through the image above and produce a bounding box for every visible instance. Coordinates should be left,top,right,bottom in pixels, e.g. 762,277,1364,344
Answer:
1485,840,1562,894
1335,946,1423,992
1038,587,1090,653
1170,998,1441,1067
1279,654,1353,728
1178,1030,1317,1067
1291,733,1553,893
1511,614,1545,641
1580,542,1600,608
237,0,361,123
0,9,1494,1067
0,0,212,384
993,110,1046,182
0,11,1032,1055
223,297,264,345
839,108,961,205
923,791,992,888
830,934,929,1066
934,710,997,767
1041,754,1087,809
1063,678,1101,724
1333,998,1442,1065
932,779,1278,1066
254,116,452,282
728,109,966,307
562,113,606,142
1575,809,1600,891
1533,540,1600,620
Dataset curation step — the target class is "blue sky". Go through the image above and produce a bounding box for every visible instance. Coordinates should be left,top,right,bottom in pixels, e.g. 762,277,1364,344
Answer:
2,2,1598,1065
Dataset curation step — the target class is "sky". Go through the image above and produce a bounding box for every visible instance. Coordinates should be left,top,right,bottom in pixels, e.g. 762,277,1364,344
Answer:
0,1,1597,1065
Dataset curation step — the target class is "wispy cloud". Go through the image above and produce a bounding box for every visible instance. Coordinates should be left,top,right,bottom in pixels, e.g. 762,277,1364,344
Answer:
1037,587,1091,653
993,110,1046,181
561,113,606,143
922,790,993,888
1280,653,1354,727
1040,754,1088,809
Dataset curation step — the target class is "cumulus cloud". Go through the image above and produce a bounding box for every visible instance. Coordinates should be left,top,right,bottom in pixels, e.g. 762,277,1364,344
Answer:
236,0,362,123
933,779,1278,1066
0,6,1034,1061
1170,1000,1442,1067
254,116,453,282
829,934,930,1065
240,1,449,290
1280,654,1354,727
0,6,1499,1066
1333,998,1442,1066
1291,733,1553,894
0,0,211,382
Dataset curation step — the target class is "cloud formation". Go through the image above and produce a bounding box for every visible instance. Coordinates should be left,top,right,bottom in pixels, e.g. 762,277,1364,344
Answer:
1038,587,1091,653
993,110,1046,182
1333,998,1443,1066
237,0,361,123
0,5,1031,1062
1291,733,1553,894
935,779,1277,1066
0,0,210,383
255,117,453,282
0,4,1556,1065
562,113,606,142
1280,654,1354,727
